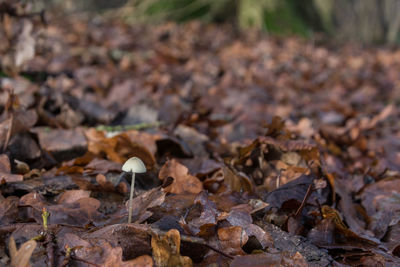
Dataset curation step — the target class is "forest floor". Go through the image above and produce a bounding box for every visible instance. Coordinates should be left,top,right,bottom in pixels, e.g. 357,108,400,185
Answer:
0,9,400,267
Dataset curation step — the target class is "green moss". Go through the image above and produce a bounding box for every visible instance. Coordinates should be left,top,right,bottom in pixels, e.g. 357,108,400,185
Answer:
0,70,7,77
263,2,310,37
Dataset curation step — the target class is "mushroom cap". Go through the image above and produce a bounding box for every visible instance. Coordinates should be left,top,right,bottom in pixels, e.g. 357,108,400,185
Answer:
122,157,146,173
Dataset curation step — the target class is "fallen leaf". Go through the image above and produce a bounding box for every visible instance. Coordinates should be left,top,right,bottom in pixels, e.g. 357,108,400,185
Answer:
56,189,91,204
9,237,37,267
159,159,203,194
0,154,23,183
125,187,166,223
32,127,87,161
217,226,247,256
230,251,308,267
151,229,193,267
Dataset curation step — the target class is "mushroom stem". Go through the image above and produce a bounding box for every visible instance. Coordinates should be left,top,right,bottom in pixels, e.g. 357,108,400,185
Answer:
128,173,135,223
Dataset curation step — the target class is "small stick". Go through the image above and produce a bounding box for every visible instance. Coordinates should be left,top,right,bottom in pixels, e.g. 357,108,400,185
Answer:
294,184,314,218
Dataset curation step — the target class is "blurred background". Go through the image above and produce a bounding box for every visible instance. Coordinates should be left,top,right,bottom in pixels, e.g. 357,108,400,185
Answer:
35,0,400,45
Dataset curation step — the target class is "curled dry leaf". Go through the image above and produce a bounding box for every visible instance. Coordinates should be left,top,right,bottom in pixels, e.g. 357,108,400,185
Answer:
159,159,203,194
244,224,274,249
308,206,378,248
85,128,156,167
151,229,193,267
217,226,247,256
124,187,166,223
188,191,219,236
85,128,123,163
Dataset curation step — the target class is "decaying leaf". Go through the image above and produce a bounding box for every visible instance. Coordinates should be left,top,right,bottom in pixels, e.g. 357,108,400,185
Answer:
9,237,37,267
63,233,153,267
159,159,203,194
0,154,23,183
0,5,400,266
151,229,193,267
125,187,166,223
218,226,248,256
230,252,309,267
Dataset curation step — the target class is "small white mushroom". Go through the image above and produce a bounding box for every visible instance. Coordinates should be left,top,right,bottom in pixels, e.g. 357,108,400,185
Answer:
122,157,146,223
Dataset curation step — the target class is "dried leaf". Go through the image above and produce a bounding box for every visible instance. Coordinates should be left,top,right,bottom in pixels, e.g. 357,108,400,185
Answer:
230,252,308,267
125,187,166,223
151,229,193,267
159,159,203,194
0,154,23,183
217,226,247,256
9,237,37,267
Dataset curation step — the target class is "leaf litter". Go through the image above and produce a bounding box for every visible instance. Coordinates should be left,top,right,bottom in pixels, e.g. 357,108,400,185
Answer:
0,2,400,266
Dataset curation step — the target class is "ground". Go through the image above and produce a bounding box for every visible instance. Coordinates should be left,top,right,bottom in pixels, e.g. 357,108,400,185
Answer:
0,10,400,267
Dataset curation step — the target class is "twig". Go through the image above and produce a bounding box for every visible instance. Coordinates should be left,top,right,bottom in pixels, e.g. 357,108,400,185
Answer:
2,89,15,152
204,244,234,260
95,121,163,132
294,184,314,218
45,231,55,267
3,113,13,152
70,256,101,267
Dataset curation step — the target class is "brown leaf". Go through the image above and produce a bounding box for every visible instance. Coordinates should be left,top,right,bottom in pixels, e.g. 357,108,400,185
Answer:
225,209,252,228
56,189,91,204
96,173,117,191
32,127,87,161
2,110,38,139
264,174,324,209
85,128,156,167
112,132,156,168
179,157,222,177
125,187,166,223
220,166,253,193
8,133,41,161
188,191,219,236
0,154,11,172
45,197,102,227
0,154,23,183
244,224,274,249
9,237,37,267
85,128,122,163
64,233,153,267
19,192,46,207
0,196,19,224
173,125,209,157
230,252,308,267
308,206,378,248
85,158,123,174
151,229,193,267
159,159,203,194
218,226,247,256
103,245,153,267
85,224,152,260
